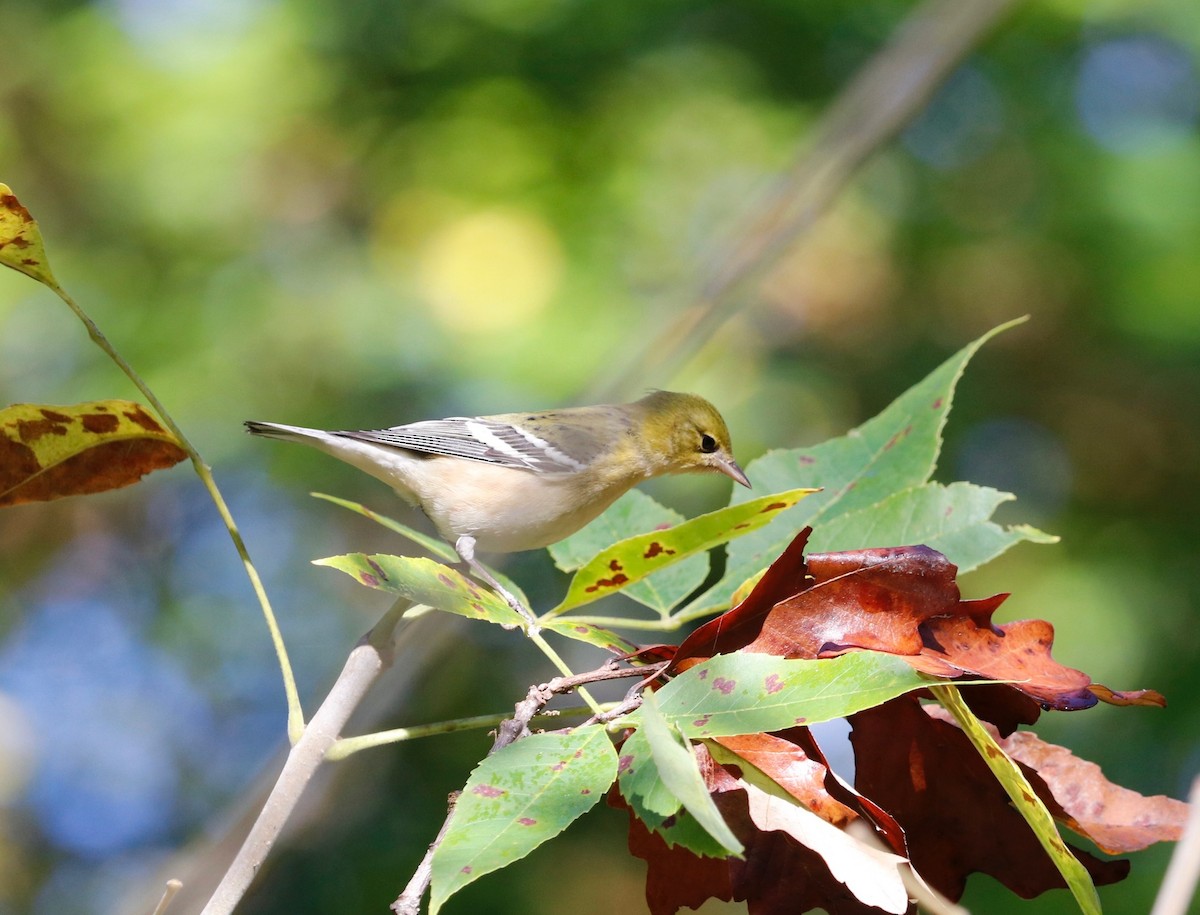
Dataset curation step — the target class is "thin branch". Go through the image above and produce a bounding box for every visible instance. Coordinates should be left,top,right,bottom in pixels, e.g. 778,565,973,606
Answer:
47,281,306,741
150,880,183,915
199,599,412,915
587,0,1021,401
392,793,460,915
326,706,591,760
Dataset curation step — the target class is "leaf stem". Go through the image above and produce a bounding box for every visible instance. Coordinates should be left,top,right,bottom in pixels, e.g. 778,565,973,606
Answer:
327,703,612,760
49,282,305,740
931,683,1101,915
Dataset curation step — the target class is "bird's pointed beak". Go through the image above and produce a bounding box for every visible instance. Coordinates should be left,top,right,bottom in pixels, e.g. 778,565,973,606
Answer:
716,455,751,488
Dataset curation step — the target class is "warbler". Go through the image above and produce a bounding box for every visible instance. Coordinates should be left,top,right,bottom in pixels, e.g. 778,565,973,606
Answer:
246,391,749,622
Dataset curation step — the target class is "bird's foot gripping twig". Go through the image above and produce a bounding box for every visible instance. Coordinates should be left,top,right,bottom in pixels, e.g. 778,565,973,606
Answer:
454,535,540,633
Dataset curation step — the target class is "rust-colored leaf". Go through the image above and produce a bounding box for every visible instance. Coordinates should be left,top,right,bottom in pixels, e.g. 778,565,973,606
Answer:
710,732,859,828
0,400,187,506
850,694,1130,902
671,528,1163,721
1000,727,1189,854
0,184,58,288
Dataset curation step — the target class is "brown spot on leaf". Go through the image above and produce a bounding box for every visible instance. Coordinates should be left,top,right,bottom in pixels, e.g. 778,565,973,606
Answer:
437,572,457,588
763,674,784,695
643,541,676,559
82,412,120,434
584,573,630,593
360,573,379,587
17,417,68,442
121,406,166,433
518,817,537,826
367,558,388,582
609,558,623,572
760,501,788,513
712,677,735,695
472,784,504,798
0,194,32,223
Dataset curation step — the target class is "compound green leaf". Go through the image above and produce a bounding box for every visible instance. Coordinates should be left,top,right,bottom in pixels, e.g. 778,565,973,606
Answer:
688,319,1031,616
430,726,617,914
651,652,930,739
314,553,525,628
313,492,529,607
808,481,1057,573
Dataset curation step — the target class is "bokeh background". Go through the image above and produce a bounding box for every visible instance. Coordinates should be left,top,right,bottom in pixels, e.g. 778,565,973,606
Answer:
1,0,1198,912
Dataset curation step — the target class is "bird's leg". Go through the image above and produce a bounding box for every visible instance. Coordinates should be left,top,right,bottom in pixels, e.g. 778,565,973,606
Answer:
455,535,539,632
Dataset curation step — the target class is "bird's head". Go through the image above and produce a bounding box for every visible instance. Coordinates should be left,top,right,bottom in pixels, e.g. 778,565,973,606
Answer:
636,391,750,488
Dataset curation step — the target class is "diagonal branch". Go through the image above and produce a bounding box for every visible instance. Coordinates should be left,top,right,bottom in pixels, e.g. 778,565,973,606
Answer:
587,0,1022,401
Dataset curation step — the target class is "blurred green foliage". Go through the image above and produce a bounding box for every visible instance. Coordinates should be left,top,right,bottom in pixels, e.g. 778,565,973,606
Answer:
0,0,1198,913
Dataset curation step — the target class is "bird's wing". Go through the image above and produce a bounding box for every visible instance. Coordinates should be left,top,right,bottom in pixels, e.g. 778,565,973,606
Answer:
334,417,591,473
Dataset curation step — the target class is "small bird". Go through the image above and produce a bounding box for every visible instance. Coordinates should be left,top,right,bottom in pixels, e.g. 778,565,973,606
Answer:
246,391,749,624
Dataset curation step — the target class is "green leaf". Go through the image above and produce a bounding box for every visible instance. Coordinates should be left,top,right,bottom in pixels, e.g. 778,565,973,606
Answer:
649,652,931,739
313,493,529,607
808,482,1058,573
617,726,731,855
314,553,525,628
548,487,816,617
429,727,618,914
637,691,743,855
551,490,710,615
931,684,1102,915
689,318,1032,615
0,184,60,289
616,728,683,828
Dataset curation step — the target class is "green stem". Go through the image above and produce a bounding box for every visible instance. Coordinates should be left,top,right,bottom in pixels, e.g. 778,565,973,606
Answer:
50,282,304,741
327,703,608,760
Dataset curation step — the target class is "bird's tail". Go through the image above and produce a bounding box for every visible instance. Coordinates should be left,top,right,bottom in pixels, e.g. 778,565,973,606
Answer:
244,420,324,443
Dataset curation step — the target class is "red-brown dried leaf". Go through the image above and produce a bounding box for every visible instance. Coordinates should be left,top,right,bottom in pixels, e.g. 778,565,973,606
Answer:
615,757,909,915
850,694,1130,901
671,528,1163,723
0,401,187,507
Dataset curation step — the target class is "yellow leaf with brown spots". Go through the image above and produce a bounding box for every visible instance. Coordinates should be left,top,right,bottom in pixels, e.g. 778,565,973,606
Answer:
549,487,817,616
0,400,187,506
0,184,58,289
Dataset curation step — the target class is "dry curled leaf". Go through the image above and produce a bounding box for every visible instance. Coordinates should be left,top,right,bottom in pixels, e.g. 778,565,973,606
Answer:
0,400,187,506
671,528,1163,719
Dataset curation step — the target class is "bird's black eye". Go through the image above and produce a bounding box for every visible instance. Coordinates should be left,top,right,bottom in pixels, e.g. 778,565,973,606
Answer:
699,433,718,454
